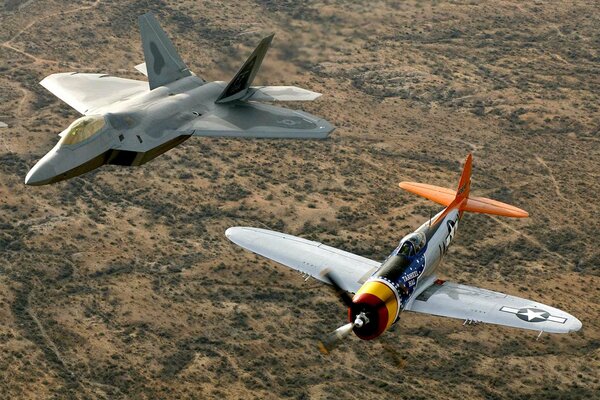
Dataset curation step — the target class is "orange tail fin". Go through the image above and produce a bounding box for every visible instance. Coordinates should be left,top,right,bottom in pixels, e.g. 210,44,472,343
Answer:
456,153,472,202
399,154,528,218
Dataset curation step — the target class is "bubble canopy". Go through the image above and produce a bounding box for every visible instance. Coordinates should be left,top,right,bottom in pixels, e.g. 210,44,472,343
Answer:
394,232,426,257
59,115,106,146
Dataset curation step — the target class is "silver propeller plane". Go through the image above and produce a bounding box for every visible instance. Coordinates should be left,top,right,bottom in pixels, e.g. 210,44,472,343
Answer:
226,154,582,353
26,13,333,185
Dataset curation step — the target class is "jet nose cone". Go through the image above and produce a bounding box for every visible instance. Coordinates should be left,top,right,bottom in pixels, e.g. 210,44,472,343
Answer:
25,159,57,186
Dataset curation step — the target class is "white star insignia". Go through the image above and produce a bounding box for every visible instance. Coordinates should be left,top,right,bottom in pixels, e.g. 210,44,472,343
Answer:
523,308,546,321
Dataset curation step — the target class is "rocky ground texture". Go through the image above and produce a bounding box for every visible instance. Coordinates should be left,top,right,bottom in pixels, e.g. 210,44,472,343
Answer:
0,0,598,399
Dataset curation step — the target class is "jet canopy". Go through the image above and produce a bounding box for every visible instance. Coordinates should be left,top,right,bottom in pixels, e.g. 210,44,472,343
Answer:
395,232,426,257
59,115,106,146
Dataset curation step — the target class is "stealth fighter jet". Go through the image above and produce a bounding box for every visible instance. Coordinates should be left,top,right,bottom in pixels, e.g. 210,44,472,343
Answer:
26,13,333,185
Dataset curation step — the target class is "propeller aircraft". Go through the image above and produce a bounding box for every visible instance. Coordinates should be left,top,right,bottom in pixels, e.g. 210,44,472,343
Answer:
226,154,582,353
26,13,333,185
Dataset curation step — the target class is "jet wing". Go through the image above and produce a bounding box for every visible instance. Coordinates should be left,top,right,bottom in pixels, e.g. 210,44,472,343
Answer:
40,73,149,115
406,280,582,333
225,227,380,293
180,102,334,139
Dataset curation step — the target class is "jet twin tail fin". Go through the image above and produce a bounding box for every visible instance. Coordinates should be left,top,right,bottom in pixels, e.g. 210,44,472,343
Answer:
216,34,275,104
399,154,529,218
137,19,295,104
139,13,194,90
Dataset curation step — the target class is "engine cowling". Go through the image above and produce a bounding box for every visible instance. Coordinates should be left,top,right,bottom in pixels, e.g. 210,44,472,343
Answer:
349,278,400,340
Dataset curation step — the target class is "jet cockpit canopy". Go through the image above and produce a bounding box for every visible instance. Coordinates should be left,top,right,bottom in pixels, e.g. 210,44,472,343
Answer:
58,115,106,146
395,232,426,257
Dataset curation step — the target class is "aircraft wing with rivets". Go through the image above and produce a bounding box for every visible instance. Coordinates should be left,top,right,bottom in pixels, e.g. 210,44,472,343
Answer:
406,280,581,333
225,227,380,293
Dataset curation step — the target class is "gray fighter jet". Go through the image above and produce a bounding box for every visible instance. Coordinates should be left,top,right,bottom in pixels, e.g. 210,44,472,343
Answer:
25,13,333,185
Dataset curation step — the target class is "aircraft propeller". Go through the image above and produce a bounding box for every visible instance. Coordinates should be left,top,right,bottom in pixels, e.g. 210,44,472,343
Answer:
318,270,369,354
321,269,354,307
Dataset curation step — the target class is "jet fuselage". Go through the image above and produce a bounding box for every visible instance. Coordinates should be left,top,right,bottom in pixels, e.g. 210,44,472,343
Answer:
25,77,222,185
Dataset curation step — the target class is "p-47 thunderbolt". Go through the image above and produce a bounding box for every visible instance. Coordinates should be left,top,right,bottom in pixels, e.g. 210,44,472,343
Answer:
25,13,333,185
226,154,582,352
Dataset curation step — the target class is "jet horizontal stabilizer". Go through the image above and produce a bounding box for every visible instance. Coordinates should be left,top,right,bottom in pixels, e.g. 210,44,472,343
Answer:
245,86,322,102
134,62,148,76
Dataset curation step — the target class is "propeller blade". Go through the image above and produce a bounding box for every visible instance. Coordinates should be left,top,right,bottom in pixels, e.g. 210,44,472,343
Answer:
321,269,354,308
318,322,354,355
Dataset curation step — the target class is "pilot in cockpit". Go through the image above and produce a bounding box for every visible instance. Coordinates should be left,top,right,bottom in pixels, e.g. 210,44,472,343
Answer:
396,232,426,257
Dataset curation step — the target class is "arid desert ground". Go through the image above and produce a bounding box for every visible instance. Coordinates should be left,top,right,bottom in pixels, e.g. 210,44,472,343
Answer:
0,0,598,399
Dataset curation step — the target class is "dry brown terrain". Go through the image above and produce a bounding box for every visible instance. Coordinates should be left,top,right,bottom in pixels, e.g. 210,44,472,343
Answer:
0,0,599,399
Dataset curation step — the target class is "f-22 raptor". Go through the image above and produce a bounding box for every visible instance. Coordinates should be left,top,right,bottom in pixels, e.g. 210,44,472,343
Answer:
26,13,333,185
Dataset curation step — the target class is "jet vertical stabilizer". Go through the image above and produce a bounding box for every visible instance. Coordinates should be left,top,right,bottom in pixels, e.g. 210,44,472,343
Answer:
215,34,275,103
139,12,194,90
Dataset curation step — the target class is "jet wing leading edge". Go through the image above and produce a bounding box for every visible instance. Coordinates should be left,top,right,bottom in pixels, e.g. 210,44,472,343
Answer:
39,73,149,115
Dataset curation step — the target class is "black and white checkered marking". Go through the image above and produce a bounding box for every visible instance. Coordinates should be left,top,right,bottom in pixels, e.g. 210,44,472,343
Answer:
500,306,567,324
